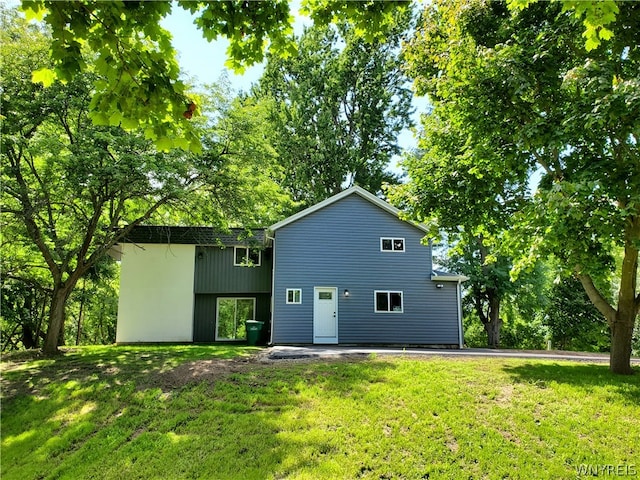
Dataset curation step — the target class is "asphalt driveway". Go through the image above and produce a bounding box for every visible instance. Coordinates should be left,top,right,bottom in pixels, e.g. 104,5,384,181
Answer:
265,345,640,364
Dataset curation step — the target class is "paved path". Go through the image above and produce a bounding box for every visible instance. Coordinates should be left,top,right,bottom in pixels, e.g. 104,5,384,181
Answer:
265,345,640,364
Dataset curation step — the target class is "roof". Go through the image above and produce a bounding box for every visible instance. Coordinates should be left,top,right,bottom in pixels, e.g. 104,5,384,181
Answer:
431,269,470,282
269,186,429,233
117,226,267,247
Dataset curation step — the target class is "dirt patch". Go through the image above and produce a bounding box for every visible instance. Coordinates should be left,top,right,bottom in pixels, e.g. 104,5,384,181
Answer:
496,384,514,404
145,351,371,390
146,356,268,390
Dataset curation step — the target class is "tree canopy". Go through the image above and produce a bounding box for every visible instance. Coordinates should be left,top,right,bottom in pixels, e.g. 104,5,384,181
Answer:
401,0,639,373
256,17,413,205
1,11,291,353
19,0,410,152
19,0,619,153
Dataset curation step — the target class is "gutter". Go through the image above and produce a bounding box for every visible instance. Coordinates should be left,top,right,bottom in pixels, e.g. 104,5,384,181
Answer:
266,231,276,346
456,279,464,349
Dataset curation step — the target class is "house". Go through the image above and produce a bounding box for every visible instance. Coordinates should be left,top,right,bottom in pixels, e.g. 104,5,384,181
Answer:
115,227,271,344
115,187,467,347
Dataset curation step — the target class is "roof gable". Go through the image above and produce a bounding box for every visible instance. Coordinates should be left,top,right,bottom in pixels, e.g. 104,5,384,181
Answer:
269,186,428,233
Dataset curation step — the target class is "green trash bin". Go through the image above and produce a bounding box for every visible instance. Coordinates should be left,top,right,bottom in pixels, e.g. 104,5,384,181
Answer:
246,320,264,346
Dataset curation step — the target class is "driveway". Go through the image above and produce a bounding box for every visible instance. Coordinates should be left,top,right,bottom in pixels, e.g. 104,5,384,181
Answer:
265,345,640,364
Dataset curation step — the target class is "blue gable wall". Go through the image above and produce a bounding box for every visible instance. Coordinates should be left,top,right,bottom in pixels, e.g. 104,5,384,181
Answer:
271,193,460,345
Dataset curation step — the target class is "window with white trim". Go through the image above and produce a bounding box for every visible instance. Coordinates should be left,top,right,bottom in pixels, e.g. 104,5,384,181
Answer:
234,246,261,266
286,288,302,304
380,237,405,252
375,291,403,313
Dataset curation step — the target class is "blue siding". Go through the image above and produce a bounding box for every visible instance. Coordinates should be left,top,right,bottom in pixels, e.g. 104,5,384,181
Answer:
272,194,460,345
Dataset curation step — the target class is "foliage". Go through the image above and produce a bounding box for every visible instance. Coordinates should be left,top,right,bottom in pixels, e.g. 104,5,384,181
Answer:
544,276,611,352
463,312,548,350
440,236,545,348
301,0,410,43
388,69,532,348
507,0,620,51
17,0,620,152
256,17,414,205
19,0,412,152
63,258,120,347
2,347,638,479
1,12,291,353
0,280,49,351
402,0,640,373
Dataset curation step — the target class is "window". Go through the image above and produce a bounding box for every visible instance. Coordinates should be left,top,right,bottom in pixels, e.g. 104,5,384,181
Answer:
234,246,261,266
375,291,403,313
216,297,255,340
286,288,302,304
380,237,405,252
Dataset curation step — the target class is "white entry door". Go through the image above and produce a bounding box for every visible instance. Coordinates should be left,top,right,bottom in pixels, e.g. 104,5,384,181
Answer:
313,287,338,344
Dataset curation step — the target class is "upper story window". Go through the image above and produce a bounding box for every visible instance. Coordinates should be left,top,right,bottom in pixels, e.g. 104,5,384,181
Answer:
380,237,405,252
234,247,261,267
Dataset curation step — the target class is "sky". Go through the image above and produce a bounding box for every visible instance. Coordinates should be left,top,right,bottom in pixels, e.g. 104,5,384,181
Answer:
160,8,542,190
160,2,309,94
160,4,426,174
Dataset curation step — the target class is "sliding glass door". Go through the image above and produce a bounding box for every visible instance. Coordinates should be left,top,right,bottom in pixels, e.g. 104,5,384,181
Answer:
216,298,255,340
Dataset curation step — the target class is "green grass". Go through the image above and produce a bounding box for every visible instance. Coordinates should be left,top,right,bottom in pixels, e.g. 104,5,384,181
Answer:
2,346,639,479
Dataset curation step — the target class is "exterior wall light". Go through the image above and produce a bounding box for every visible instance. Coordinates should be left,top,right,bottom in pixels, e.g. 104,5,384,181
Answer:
436,284,444,289
344,289,350,297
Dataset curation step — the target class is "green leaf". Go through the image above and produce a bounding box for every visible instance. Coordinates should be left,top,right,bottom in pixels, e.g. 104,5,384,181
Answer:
155,136,173,152
121,117,139,130
21,2,46,22
31,68,56,87
598,27,614,41
108,111,123,126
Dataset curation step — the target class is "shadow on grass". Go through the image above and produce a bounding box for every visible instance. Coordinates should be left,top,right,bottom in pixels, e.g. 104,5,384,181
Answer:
0,345,260,401
502,362,640,405
1,346,398,479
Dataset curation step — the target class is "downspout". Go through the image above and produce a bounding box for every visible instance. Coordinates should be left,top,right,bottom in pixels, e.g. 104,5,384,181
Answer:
457,280,464,349
266,232,276,346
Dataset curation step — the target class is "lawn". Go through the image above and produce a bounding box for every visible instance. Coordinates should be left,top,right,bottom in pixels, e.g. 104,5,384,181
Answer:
1,346,638,480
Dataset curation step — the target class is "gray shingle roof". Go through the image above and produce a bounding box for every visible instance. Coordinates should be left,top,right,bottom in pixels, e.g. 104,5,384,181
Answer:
118,226,267,247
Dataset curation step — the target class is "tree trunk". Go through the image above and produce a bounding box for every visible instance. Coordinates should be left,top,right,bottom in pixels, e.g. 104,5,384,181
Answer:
609,234,639,374
76,278,87,346
43,286,73,355
476,290,502,348
484,318,502,349
484,303,502,349
22,325,38,349
610,312,635,375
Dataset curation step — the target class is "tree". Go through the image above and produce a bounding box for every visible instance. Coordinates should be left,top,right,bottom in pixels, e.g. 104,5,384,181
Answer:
389,115,532,348
19,0,410,152
257,19,413,204
17,0,619,151
544,276,610,352
507,0,621,51
402,0,639,373
1,12,291,354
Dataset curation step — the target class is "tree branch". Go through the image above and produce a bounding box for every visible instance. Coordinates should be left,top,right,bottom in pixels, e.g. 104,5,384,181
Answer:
6,149,61,282
575,269,616,325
